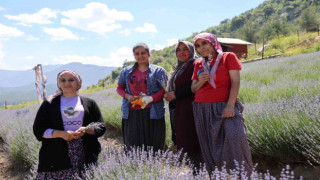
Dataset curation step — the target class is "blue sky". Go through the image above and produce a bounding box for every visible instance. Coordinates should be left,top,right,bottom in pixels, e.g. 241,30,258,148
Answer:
0,0,265,70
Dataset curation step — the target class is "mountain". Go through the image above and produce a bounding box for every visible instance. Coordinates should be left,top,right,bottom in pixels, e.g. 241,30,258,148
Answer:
0,62,117,105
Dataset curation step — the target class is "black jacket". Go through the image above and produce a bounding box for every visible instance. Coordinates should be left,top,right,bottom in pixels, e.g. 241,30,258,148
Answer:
33,96,106,172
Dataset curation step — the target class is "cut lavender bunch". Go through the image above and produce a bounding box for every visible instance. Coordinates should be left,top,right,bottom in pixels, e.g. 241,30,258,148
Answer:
77,122,104,132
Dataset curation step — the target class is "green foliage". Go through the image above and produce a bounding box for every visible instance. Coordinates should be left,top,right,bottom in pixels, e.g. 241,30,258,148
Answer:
296,6,320,32
0,100,38,110
87,0,320,93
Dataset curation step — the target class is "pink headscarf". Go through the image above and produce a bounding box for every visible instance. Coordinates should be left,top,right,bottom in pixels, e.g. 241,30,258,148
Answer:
47,70,82,102
193,32,223,88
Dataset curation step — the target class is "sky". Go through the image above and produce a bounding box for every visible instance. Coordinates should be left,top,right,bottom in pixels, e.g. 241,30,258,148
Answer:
0,0,265,70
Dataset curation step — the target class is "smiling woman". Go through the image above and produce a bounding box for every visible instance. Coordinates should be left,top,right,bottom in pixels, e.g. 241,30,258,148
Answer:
116,43,168,152
191,32,253,176
33,70,106,179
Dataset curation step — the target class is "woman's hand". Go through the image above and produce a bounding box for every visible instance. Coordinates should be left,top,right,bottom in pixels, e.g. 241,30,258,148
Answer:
222,105,235,118
198,72,210,83
71,131,85,139
56,130,78,141
164,91,176,101
125,94,135,102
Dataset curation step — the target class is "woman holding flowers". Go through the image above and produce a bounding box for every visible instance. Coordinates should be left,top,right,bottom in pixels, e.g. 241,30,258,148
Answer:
164,41,201,169
117,43,168,151
191,33,253,174
33,70,106,179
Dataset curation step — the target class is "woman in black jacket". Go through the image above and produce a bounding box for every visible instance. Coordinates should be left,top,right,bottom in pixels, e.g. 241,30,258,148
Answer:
33,70,106,179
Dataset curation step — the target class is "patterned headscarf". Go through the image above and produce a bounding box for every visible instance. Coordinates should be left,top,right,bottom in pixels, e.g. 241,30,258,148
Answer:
47,70,82,102
167,41,195,92
193,32,223,88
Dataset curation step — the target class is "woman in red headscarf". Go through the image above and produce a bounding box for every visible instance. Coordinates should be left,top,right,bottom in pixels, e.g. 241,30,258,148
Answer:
191,33,253,175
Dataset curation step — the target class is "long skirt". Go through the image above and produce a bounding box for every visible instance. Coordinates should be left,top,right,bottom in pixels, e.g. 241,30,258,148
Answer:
122,108,166,152
36,139,85,180
192,101,253,174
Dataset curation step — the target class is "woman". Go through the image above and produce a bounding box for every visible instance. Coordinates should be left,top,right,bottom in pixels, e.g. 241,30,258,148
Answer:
164,41,201,169
191,32,253,174
33,70,106,179
117,43,168,151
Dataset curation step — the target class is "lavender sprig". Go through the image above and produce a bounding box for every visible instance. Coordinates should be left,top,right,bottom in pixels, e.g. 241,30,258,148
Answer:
77,122,104,132
157,78,168,92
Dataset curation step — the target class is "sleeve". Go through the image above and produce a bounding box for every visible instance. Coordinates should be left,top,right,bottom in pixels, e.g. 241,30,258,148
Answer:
151,67,167,102
151,87,165,102
192,61,200,80
225,52,242,70
118,68,126,85
43,129,55,138
116,84,126,98
33,101,51,141
174,66,194,99
158,67,168,89
89,100,106,138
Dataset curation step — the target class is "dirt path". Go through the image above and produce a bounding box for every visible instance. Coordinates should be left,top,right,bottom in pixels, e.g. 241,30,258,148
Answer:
0,139,26,180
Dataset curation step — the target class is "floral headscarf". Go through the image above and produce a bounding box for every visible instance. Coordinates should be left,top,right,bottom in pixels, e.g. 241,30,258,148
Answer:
193,32,223,88
47,70,82,102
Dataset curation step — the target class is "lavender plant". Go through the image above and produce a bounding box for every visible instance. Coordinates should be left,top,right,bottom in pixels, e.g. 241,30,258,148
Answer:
77,145,299,180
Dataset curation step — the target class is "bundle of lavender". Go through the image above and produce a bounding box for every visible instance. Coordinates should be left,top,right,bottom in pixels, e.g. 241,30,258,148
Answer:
77,122,104,133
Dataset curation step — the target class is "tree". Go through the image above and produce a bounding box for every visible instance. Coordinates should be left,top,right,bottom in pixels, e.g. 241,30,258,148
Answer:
297,7,320,32
240,20,259,43
263,4,274,19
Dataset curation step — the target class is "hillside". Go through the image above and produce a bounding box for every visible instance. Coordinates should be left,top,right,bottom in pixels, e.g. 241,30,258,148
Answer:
86,0,320,91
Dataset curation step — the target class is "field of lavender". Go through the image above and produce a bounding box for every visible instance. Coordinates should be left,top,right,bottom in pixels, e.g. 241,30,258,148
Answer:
0,52,319,179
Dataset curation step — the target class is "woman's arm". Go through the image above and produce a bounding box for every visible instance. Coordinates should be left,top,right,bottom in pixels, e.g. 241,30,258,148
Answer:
33,101,51,141
222,70,240,118
191,72,210,93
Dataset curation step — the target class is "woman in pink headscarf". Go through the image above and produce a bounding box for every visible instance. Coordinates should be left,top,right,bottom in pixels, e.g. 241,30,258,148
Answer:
191,32,253,175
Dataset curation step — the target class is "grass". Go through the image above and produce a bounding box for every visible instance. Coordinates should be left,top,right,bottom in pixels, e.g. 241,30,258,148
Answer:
246,31,320,60
0,100,38,110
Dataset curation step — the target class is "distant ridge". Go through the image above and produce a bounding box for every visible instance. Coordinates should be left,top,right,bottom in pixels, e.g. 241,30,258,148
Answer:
0,62,117,105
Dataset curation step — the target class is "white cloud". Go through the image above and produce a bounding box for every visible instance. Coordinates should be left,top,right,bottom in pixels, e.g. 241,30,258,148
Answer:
26,35,40,41
0,7,5,11
25,56,34,60
0,42,4,59
5,8,57,26
166,38,178,46
119,29,131,36
135,23,158,33
0,42,7,69
61,2,133,35
0,23,24,38
43,27,78,41
52,46,132,67
152,44,166,51
151,38,179,51
109,46,133,66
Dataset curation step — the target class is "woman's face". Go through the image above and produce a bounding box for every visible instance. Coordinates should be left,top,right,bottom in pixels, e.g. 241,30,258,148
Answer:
58,72,79,95
176,43,190,62
133,47,150,65
195,39,216,58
